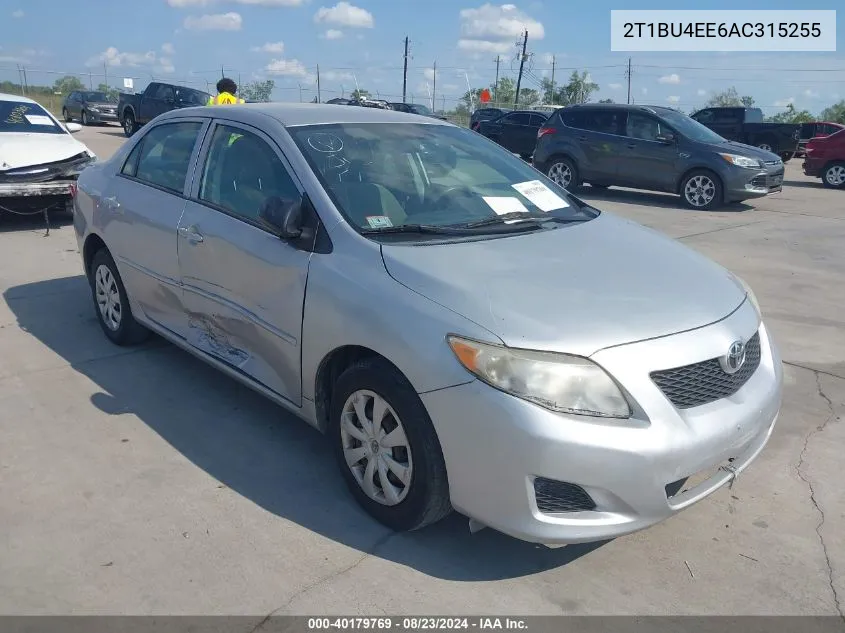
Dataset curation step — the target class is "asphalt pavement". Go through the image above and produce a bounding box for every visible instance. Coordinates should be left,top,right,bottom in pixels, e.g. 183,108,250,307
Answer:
0,123,842,615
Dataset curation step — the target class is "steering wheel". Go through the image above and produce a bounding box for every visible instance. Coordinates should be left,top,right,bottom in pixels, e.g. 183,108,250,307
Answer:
431,186,473,207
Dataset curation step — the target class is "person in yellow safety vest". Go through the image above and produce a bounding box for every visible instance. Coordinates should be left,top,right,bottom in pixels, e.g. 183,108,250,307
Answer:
207,77,245,106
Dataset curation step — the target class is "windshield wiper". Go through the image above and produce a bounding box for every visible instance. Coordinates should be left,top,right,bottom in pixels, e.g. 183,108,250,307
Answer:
360,224,472,235
460,212,583,229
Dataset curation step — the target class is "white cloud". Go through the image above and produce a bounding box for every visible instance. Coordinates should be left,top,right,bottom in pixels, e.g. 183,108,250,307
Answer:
697,88,707,96
458,3,544,54
608,83,622,90
183,12,242,30
322,29,344,39
667,95,680,103
86,46,175,74
314,2,374,28
161,42,176,55
252,41,285,53
266,58,309,77
12,9,24,17
658,73,680,84
774,97,795,107
424,68,437,81
641,87,648,95
168,0,302,5
804,89,820,99
322,70,354,81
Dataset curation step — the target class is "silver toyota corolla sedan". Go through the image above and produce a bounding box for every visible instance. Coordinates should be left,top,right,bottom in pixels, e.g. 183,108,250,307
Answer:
73,103,783,544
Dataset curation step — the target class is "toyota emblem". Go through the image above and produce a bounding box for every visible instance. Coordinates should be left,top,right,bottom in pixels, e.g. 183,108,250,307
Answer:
720,340,747,375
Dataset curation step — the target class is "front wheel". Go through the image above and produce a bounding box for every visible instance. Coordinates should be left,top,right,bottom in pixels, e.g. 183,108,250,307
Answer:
331,357,452,532
757,140,775,153
62,108,71,122
822,162,845,189
81,110,89,126
546,157,579,190
122,112,137,137
780,152,794,163
680,170,723,210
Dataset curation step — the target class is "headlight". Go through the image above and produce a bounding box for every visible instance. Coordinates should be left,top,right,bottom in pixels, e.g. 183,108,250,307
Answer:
719,153,763,169
731,274,761,316
447,335,632,418
88,106,99,112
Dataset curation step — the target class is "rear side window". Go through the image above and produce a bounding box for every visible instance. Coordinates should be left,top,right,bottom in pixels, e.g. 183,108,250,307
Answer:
562,109,624,135
529,113,548,126
123,121,203,193
502,112,531,125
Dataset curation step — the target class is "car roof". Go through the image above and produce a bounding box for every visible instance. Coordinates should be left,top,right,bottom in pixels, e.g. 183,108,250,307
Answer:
0,92,37,104
158,102,452,128
564,103,681,115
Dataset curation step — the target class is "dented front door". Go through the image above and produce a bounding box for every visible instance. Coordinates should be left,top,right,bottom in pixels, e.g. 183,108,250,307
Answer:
176,120,311,406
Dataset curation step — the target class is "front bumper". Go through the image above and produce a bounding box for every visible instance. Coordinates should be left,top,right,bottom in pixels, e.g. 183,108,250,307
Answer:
84,109,119,122
0,180,76,198
802,158,824,177
421,302,782,544
723,165,784,202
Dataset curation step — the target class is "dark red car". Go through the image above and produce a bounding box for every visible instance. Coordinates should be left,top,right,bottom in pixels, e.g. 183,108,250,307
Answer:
803,128,845,189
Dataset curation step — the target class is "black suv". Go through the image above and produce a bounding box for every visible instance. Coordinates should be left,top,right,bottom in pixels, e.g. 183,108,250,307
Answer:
470,107,512,130
533,103,785,210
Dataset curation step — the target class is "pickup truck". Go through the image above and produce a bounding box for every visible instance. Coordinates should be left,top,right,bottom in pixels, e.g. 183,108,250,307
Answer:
118,82,211,137
690,107,800,161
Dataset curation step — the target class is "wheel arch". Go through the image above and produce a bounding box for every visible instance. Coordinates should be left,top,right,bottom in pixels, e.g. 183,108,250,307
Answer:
675,165,724,195
83,233,108,280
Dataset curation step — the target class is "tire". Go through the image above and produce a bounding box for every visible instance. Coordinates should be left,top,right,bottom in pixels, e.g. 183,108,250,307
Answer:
89,248,150,346
780,152,794,163
680,169,723,210
63,108,71,122
122,111,137,137
545,156,580,190
822,162,845,189
756,139,776,153
81,110,89,126
330,357,452,532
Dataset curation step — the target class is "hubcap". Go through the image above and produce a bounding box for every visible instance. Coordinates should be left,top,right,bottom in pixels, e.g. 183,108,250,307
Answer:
758,143,772,152
825,165,845,186
94,264,122,331
684,175,716,207
548,162,572,188
340,390,413,506
124,117,133,133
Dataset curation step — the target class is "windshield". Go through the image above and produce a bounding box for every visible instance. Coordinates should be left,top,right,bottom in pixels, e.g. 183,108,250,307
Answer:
82,91,114,102
0,101,65,135
409,104,432,115
660,109,726,144
289,122,595,237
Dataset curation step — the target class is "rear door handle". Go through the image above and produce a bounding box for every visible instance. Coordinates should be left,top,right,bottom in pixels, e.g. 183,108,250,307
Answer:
179,225,204,244
626,143,637,149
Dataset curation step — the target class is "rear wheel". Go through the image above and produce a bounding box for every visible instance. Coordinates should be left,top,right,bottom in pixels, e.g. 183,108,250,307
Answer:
780,152,794,162
756,139,776,153
330,357,451,532
822,162,845,189
680,170,723,210
89,249,150,346
546,157,579,190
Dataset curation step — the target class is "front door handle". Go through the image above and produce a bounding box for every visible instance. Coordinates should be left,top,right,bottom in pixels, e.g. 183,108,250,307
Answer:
179,225,204,244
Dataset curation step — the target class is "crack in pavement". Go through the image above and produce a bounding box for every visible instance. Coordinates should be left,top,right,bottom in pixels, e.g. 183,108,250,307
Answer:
784,361,845,382
249,532,396,631
795,369,844,621
675,220,768,241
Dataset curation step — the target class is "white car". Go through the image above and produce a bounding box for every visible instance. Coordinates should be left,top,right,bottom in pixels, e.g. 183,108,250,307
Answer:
0,92,97,216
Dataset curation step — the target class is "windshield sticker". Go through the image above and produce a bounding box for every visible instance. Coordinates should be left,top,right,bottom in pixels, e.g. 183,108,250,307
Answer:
365,215,393,229
482,196,530,216
24,114,55,126
511,180,569,211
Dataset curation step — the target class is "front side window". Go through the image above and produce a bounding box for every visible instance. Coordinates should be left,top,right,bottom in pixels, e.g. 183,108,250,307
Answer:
0,101,65,135
199,125,300,224
658,109,726,144
502,113,531,125
154,84,175,101
626,113,665,141
128,121,202,193
289,122,595,237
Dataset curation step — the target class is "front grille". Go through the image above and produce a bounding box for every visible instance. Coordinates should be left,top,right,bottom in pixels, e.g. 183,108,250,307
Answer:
751,173,782,190
533,477,596,513
651,332,762,409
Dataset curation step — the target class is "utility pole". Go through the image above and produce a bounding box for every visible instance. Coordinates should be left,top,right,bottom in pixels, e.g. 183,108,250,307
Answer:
493,55,501,105
402,36,409,102
103,62,108,90
17,64,25,96
550,55,556,105
22,66,28,94
432,62,436,112
626,57,632,105
316,64,322,103
89,72,93,89
514,30,528,107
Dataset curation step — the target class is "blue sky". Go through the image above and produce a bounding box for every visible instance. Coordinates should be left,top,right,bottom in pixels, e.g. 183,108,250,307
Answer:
1,0,843,114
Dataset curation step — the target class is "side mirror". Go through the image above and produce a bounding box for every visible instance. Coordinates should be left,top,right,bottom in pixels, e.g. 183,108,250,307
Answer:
65,122,82,133
259,196,304,240
656,132,675,144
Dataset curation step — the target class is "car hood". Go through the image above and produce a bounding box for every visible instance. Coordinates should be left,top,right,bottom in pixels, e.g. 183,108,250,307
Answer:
0,132,91,171
380,213,747,357
700,139,781,162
